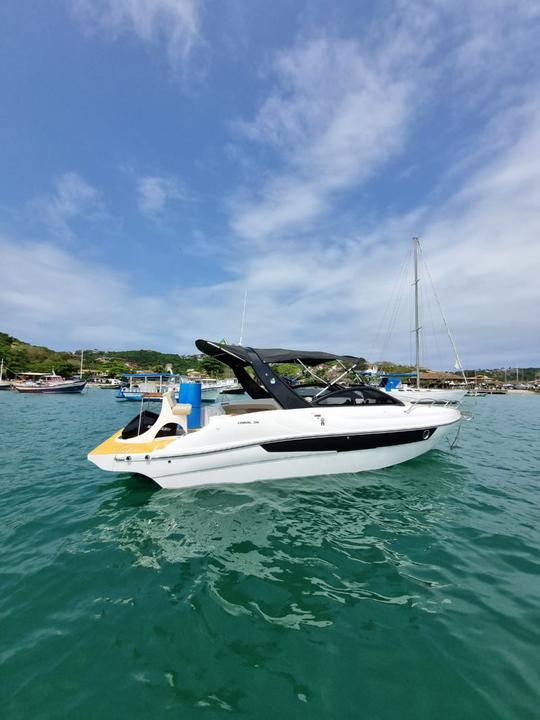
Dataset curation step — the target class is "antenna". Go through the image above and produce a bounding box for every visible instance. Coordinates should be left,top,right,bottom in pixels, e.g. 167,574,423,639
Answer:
238,289,248,345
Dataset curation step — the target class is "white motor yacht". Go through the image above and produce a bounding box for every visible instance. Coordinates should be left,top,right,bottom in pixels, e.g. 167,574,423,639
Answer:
88,340,463,489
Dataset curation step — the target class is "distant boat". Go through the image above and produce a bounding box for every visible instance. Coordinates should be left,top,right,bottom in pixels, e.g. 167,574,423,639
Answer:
380,377,466,404
196,377,238,401
41,378,87,393
115,373,180,401
379,238,466,405
87,378,123,389
116,373,233,402
0,358,10,391
13,373,87,394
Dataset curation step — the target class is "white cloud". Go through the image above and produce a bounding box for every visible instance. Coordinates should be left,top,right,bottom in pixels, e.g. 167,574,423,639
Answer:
2,91,539,372
2,94,539,366
69,0,201,68
224,93,540,368
2,2,539,368
30,172,103,240
137,175,185,215
231,37,413,242
229,2,540,245
0,236,242,351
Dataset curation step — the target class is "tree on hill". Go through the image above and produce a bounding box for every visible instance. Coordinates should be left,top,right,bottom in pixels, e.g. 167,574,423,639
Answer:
199,356,225,377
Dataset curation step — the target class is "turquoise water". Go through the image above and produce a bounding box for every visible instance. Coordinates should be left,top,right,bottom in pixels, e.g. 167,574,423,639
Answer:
1,390,539,719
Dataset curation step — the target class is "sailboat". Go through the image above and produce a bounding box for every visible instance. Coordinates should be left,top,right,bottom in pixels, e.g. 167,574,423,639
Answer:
0,358,11,390
379,238,467,405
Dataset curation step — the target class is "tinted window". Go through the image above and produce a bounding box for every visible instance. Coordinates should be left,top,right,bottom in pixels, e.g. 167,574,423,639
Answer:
313,387,404,406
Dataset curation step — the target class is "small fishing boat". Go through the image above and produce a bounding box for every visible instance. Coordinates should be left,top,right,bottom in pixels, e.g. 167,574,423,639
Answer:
13,373,87,393
42,378,87,393
88,339,463,489
115,373,181,401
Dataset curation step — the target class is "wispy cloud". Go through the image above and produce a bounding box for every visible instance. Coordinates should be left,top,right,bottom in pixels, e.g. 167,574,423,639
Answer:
29,172,103,241
69,0,202,69
226,83,540,367
0,234,248,352
231,36,414,242
2,2,539,367
137,175,185,215
229,2,540,245
3,89,540,365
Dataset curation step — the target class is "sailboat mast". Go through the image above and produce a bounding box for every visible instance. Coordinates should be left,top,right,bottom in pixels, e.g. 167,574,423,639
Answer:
239,289,248,345
80,349,84,377
413,237,421,389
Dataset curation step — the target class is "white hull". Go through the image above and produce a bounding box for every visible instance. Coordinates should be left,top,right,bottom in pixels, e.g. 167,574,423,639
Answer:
383,387,466,404
141,424,455,489
89,403,461,490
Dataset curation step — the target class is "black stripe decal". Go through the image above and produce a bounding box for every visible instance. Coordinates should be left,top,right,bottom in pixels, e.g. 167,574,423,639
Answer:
261,427,436,453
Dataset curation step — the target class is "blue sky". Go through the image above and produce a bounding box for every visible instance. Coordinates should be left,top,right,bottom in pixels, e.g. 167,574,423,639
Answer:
1,0,539,368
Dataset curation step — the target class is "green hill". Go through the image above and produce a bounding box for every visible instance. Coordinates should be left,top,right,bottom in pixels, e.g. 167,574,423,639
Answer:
2,332,537,382
0,333,220,377
0,332,80,376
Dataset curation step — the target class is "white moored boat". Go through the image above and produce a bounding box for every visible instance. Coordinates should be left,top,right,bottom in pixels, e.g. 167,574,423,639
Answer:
379,379,466,405
88,339,463,490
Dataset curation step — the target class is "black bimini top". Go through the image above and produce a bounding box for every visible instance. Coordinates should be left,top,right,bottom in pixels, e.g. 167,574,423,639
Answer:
195,339,365,410
195,339,361,367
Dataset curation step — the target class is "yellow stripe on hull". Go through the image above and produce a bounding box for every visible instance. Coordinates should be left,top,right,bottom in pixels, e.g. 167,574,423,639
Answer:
88,429,177,457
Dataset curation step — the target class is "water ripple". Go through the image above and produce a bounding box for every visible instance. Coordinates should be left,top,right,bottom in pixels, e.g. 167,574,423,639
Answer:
1,392,540,718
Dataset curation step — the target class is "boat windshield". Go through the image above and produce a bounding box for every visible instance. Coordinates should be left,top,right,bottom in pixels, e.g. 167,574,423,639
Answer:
195,339,405,409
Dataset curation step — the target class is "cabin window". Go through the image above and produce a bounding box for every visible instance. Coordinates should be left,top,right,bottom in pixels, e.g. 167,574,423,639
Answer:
312,386,404,407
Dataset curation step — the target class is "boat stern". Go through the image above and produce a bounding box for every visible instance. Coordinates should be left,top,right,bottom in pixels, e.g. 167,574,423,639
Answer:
87,430,177,473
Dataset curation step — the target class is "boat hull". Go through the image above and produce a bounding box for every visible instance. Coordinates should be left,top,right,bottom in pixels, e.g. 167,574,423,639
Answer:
116,390,164,401
42,380,87,393
89,405,462,489
14,380,87,393
383,388,466,404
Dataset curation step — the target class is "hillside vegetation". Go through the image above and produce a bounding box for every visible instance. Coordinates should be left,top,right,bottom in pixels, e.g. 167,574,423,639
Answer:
1,332,538,381
0,333,222,377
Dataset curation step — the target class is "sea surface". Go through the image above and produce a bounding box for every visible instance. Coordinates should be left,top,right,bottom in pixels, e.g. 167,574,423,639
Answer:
1,390,539,719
